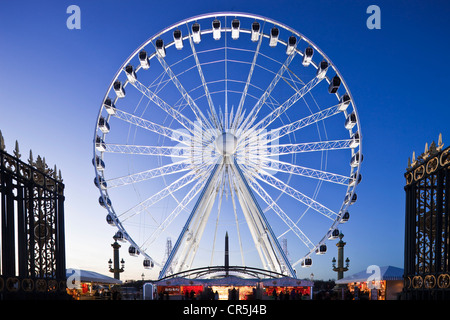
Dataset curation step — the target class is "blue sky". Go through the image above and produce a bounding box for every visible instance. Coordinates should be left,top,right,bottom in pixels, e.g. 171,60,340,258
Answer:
1,0,449,281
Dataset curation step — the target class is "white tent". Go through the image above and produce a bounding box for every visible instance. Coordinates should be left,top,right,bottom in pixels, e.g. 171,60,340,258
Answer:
335,266,403,284
66,268,122,285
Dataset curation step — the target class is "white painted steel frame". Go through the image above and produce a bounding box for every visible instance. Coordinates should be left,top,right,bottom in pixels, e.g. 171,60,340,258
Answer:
93,12,363,278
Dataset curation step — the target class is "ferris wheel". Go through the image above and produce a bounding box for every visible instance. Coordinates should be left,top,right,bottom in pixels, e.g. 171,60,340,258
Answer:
93,12,362,279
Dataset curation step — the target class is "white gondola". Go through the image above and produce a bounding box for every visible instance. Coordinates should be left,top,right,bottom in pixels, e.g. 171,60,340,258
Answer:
350,131,360,148
344,193,357,205
316,244,327,255
286,35,297,55
125,65,137,83
341,211,350,223
349,172,362,186
92,156,105,171
231,19,240,40
328,75,341,94
138,50,150,69
103,97,116,116
143,259,154,269
302,47,313,66
114,231,125,242
156,39,166,58
95,136,106,152
99,196,111,208
269,27,279,47
345,112,357,130
129,245,140,256
328,228,340,240
98,117,110,134
251,21,260,42
350,152,363,167
316,60,328,80
212,19,221,40
192,23,201,44
106,213,116,226
173,29,183,50
338,93,351,111
301,258,312,267
94,176,107,190
113,80,125,98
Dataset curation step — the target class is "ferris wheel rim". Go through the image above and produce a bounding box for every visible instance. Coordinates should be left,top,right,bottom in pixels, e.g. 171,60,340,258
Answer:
93,11,363,273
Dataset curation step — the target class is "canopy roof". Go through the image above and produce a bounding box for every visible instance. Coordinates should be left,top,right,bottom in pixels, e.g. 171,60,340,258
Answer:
335,266,403,284
66,268,122,285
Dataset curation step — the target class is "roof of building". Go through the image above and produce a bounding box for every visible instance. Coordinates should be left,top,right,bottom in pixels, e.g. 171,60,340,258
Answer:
66,268,122,285
335,266,404,284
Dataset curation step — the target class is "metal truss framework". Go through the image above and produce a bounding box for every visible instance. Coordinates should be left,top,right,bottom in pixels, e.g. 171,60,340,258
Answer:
93,12,363,281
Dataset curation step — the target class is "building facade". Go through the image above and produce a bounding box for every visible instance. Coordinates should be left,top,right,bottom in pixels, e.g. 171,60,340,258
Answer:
402,135,450,299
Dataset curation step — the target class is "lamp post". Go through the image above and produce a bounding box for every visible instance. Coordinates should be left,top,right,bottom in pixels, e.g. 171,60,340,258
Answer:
109,236,125,280
332,233,349,281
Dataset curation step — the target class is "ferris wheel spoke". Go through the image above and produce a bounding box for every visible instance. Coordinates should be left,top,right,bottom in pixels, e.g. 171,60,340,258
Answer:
232,23,265,133
237,51,297,136
228,170,246,266
118,164,214,222
105,160,192,189
241,103,343,149
209,167,227,265
241,70,326,141
266,139,353,156
140,165,217,251
104,143,189,158
186,23,219,131
248,157,349,185
129,77,204,137
112,109,192,146
254,169,338,221
153,42,216,133
240,168,315,250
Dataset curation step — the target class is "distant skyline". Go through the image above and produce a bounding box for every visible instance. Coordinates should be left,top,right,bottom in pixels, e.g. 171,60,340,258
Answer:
1,1,449,281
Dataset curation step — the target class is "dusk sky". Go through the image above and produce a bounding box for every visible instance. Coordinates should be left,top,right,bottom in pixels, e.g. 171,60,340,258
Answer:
1,0,449,281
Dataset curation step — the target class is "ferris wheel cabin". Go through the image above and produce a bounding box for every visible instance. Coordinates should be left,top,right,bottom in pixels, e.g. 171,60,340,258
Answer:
138,50,150,69
125,64,137,83
173,29,183,50
212,19,221,40
269,27,279,47
345,112,357,130
316,60,328,80
328,75,341,94
113,80,125,98
231,19,240,40
191,23,201,43
286,35,297,55
251,21,260,42
302,47,313,66
103,97,116,115
156,39,166,58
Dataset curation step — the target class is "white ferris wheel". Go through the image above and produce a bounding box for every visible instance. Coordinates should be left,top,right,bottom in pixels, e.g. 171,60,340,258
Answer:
93,12,362,280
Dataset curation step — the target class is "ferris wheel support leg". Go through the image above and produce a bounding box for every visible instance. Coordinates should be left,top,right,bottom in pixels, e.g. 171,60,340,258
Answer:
231,158,296,278
158,163,221,279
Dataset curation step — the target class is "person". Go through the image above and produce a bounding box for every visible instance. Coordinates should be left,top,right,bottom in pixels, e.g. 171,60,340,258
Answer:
272,289,278,300
214,291,219,300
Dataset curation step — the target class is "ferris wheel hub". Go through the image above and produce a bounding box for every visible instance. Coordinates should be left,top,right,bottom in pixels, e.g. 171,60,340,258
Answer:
215,132,238,156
